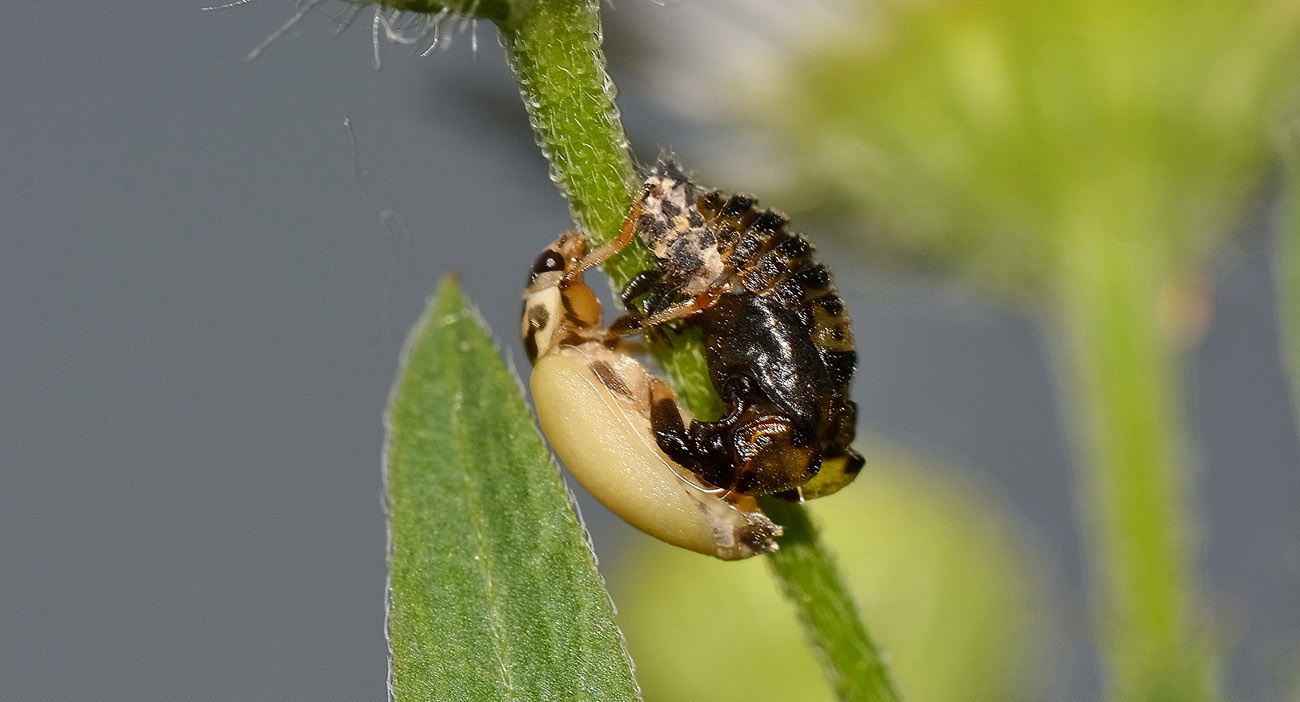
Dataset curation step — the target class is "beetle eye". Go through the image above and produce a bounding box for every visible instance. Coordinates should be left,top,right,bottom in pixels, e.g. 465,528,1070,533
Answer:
531,249,566,277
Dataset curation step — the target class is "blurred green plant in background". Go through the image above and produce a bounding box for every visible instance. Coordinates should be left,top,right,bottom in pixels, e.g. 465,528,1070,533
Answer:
615,441,1056,702
644,0,1300,699
754,0,1298,298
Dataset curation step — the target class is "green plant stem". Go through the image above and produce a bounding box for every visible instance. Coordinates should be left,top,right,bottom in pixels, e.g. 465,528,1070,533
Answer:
498,0,720,414
1054,204,1216,702
499,0,634,254
496,2,897,698
761,498,902,702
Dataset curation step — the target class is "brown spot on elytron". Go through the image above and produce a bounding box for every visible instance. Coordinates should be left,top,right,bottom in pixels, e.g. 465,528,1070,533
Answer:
521,305,551,363
588,359,632,399
526,304,550,332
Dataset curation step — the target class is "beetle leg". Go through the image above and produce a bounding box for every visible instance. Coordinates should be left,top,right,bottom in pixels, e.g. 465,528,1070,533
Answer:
619,269,663,311
566,199,644,282
607,313,647,338
644,284,729,326
605,269,665,338
606,283,730,338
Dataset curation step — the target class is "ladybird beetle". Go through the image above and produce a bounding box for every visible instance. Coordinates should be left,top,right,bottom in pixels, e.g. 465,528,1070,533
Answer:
572,161,865,501
522,231,781,560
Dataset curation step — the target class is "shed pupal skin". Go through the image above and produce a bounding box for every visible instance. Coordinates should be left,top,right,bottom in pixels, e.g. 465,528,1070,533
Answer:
568,161,866,502
522,231,781,560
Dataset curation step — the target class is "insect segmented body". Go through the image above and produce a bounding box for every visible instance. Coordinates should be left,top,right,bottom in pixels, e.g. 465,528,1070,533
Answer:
522,231,781,560
576,161,865,501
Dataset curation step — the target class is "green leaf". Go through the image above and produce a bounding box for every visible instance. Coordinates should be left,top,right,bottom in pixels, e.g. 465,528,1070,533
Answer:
385,277,639,701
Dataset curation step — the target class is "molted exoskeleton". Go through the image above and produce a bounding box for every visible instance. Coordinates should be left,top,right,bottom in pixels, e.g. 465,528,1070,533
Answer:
571,161,866,501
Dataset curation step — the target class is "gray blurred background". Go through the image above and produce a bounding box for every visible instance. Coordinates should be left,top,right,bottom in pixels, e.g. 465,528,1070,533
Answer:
1,2,1296,700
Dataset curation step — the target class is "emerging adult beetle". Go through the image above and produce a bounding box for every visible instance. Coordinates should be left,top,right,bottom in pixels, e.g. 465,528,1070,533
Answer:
569,161,865,501
522,231,781,560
